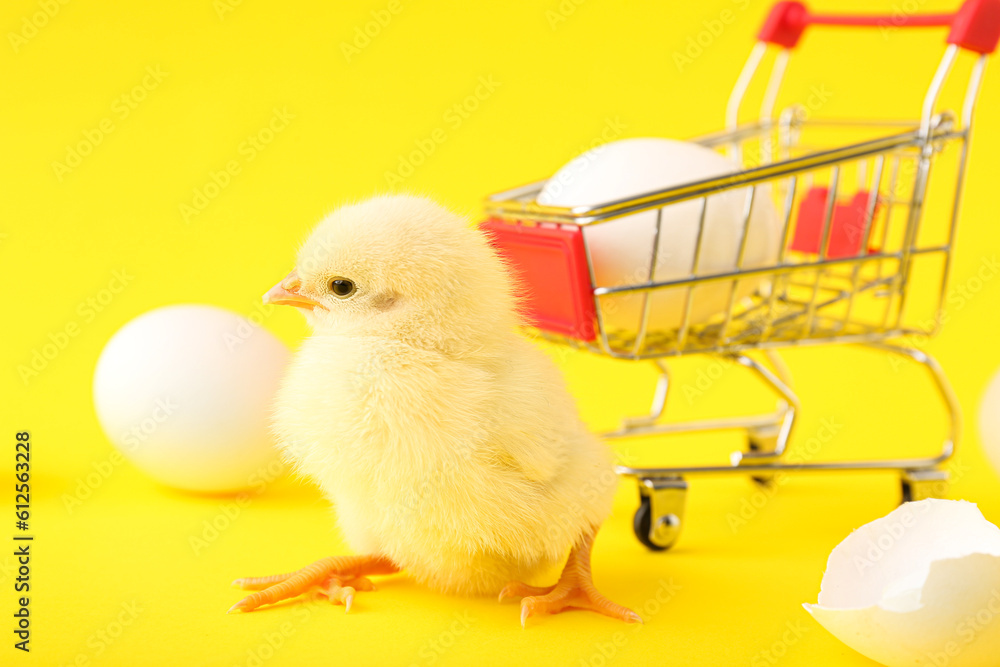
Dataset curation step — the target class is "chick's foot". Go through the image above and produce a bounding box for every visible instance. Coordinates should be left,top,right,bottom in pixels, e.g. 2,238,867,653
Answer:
499,528,641,627
228,554,398,614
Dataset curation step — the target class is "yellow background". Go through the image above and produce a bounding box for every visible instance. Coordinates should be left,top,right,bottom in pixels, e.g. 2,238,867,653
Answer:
2,0,1000,665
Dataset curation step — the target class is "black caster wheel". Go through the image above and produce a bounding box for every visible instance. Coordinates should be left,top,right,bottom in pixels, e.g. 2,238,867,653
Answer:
633,496,671,551
901,480,915,504
900,469,949,505
747,437,776,488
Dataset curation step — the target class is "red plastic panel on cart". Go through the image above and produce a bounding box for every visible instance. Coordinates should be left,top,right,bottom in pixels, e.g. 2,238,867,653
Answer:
480,219,596,341
789,187,880,258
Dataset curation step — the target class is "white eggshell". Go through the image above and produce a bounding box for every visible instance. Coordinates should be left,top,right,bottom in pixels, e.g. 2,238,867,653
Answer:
978,369,1000,479
805,499,1000,667
93,304,289,493
537,137,781,335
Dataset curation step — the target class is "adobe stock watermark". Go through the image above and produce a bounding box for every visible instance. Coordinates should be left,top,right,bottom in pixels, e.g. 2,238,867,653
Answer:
750,620,810,667
384,436,477,527
852,500,934,576
490,118,627,363
681,356,737,406
409,612,476,666
384,75,501,186
214,0,244,20
545,466,620,548
179,107,295,223
17,269,134,386
888,255,1000,371
926,588,1000,667
232,596,325,667
673,0,752,73
189,456,285,555
8,0,71,53
61,396,179,515
943,456,972,486
577,578,682,666
518,325,571,363
57,600,143,666
52,66,169,182
540,116,629,201
340,0,408,62
739,83,833,170
879,0,932,39
726,416,844,533
224,300,277,352
545,0,588,30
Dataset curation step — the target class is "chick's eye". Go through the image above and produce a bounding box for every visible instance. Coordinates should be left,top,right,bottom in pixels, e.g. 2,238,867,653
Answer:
328,278,356,298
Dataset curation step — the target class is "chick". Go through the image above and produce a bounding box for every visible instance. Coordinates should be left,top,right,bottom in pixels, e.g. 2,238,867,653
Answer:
229,195,640,626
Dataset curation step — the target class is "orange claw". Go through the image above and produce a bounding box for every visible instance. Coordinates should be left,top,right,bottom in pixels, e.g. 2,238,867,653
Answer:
228,554,398,614
500,527,642,627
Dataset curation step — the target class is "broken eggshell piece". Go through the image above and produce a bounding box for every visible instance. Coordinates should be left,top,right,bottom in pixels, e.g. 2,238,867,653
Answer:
804,499,1000,667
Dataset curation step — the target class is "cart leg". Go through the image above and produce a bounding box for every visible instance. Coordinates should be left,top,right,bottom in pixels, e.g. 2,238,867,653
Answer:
763,349,794,391
730,352,800,485
865,342,961,465
901,469,950,503
746,423,782,487
620,360,670,430
633,477,687,551
865,342,960,503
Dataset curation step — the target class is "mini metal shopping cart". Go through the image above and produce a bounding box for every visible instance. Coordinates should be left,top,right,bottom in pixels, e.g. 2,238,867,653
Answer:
482,1,1000,550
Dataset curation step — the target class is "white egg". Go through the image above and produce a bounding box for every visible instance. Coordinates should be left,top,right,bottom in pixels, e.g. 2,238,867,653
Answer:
93,304,289,493
805,499,1000,667
978,369,1000,479
538,137,781,336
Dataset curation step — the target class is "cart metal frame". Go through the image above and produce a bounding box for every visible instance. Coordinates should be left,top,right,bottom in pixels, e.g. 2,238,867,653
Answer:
483,1,997,549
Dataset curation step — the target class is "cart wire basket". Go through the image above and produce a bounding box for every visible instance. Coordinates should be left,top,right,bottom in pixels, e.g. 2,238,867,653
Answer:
481,0,1000,550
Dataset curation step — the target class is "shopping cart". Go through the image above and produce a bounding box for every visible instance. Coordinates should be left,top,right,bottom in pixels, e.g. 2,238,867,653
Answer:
481,0,1000,550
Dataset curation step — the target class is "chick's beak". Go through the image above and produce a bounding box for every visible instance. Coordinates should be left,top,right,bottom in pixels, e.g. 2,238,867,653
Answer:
263,270,322,310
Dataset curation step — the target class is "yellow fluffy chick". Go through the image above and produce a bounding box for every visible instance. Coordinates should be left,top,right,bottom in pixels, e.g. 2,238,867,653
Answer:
229,195,640,626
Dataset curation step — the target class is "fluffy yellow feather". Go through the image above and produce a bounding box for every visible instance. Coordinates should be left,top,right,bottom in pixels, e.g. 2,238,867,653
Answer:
231,195,638,624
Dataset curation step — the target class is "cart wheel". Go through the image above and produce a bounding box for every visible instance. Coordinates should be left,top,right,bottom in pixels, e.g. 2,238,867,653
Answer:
901,482,914,504
900,469,949,504
747,437,776,488
632,477,687,551
633,496,671,552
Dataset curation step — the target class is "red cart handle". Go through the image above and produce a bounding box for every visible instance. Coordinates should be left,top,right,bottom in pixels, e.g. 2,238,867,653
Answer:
759,0,1000,54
